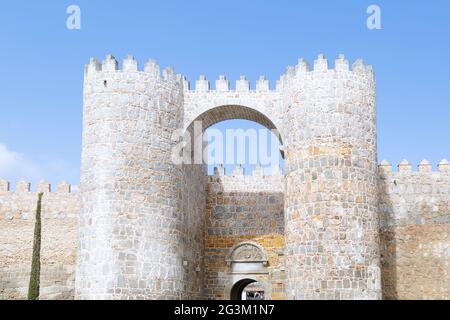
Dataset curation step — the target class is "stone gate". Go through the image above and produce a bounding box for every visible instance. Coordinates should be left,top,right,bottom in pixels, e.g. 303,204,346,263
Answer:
1,54,449,300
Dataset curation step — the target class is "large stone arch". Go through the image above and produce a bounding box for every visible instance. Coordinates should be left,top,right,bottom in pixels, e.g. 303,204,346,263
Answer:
187,105,278,133
183,90,284,138
182,90,286,162
181,105,286,164
184,104,285,150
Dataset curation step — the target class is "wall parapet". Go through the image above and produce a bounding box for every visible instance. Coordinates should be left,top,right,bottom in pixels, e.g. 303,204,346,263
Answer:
0,179,80,221
277,54,374,90
378,160,450,300
84,54,182,86
379,159,450,176
210,164,283,177
188,54,373,93
0,179,77,193
85,54,373,94
206,165,285,193
378,160,450,229
189,74,275,93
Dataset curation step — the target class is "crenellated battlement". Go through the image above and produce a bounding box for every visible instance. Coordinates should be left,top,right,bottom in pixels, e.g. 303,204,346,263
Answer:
378,159,450,230
379,159,450,175
84,54,182,85
186,54,373,93
0,179,77,193
186,74,274,93
0,179,80,222
206,165,284,193
210,164,283,177
277,54,374,89
85,54,374,95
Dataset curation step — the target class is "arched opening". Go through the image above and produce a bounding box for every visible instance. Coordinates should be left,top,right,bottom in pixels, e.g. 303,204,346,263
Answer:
183,105,285,167
205,119,284,175
186,105,279,133
230,279,266,301
181,105,287,300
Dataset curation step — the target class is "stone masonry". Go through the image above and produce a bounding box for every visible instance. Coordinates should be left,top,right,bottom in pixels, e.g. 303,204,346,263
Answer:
0,181,79,299
379,160,450,299
0,54,449,300
204,166,285,300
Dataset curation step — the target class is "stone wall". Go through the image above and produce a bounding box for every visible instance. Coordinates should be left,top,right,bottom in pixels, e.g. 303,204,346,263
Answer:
0,180,79,300
179,165,207,299
2,53,448,300
1,159,450,300
378,160,450,300
203,166,286,300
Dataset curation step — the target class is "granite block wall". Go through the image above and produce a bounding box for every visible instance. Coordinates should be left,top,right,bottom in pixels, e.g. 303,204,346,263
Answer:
379,160,450,299
203,167,286,300
0,181,79,300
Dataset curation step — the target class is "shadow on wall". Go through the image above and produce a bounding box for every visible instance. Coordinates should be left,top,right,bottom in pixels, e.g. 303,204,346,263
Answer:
378,179,398,300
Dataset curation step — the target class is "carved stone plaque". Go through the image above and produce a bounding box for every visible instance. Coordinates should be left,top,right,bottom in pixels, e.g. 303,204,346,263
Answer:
226,242,268,267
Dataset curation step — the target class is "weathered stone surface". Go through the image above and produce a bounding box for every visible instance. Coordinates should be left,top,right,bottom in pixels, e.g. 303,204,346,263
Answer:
281,54,381,300
0,184,79,300
204,171,285,300
1,54,449,300
379,164,450,300
77,55,200,300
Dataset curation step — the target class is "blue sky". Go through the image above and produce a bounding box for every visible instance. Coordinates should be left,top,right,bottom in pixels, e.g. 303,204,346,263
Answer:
0,1,449,187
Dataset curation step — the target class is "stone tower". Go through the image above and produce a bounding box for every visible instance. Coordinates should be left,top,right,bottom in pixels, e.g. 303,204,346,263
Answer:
76,55,190,299
281,55,381,299
76,53,382,300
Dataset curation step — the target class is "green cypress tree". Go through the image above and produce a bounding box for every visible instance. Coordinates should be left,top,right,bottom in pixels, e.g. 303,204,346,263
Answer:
28,192,43,300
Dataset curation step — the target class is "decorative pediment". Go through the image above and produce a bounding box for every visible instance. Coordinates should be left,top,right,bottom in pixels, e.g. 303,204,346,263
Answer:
226,242,268,267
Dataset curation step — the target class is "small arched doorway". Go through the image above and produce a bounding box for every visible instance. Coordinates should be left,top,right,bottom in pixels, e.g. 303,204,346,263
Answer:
230,279,266,300
225,242,270,300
